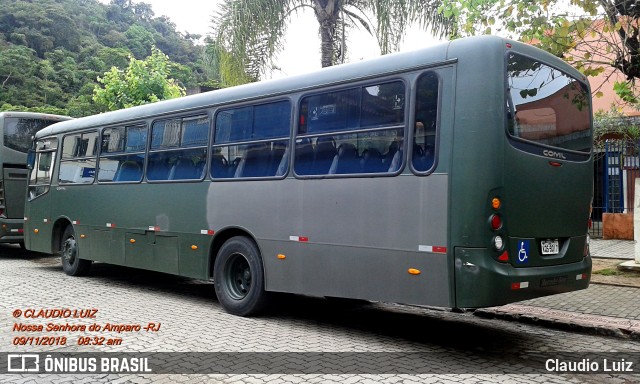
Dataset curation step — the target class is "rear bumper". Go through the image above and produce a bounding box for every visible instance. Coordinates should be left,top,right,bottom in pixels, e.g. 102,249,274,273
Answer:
455,247,591,308
0,218,24,243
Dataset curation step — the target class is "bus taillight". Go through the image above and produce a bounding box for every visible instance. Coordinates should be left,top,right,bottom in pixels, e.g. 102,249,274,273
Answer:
489,214,502,230
489,196,507,262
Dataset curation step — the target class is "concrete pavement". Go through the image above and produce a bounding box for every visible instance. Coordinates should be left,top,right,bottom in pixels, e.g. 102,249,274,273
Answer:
474,238,640,339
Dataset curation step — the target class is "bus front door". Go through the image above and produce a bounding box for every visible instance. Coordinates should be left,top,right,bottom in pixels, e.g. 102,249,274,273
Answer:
25,140,57,253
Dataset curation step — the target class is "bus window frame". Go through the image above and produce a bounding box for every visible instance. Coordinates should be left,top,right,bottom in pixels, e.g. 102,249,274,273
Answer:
409,70,442,176
292,77,409,179
97,124,148,184
146,112,211,183
210,98,293,181
503,51,592,161
58,130,99,185
27,137,58,201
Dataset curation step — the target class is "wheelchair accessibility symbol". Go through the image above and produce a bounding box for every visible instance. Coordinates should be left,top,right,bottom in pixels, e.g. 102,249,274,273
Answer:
517,240,530,264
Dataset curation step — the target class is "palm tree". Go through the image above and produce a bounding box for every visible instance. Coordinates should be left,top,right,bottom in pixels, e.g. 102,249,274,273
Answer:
212,0,453,82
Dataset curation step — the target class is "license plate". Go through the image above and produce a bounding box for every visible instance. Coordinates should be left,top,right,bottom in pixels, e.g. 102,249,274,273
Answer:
540,275,567,287
541,239,559,255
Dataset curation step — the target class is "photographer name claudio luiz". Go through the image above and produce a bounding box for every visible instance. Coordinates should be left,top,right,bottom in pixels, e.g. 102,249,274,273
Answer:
546,358,634,373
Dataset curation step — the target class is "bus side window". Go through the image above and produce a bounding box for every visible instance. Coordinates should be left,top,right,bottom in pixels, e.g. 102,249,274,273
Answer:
147,116,209,181
113,159,143,182
212,100,291,180
28,138,58,199
168,149,207,180
99,125,147,183
59,131,98,184
295,81,405,177
412,72,439,173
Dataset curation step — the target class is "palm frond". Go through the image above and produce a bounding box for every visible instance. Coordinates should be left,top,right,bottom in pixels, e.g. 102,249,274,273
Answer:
349,0,455,55
212,0,307,80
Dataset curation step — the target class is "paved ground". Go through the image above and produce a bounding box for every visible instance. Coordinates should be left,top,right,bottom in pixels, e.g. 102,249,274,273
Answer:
589,238,635,260
1,241,639,383
475,238,640,339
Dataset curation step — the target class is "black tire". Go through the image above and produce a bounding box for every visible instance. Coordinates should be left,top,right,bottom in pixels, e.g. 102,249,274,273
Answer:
214,236,269,316
60,225,91,276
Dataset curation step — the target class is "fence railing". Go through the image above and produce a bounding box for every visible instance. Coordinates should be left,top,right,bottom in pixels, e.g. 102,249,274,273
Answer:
590,139,640,238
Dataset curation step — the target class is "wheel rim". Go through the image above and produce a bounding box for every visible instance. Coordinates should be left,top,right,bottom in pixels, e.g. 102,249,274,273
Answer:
223,253,252,300
62,236,77,265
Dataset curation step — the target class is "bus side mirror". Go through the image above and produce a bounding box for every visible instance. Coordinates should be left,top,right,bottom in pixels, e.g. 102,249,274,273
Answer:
27,150,35,170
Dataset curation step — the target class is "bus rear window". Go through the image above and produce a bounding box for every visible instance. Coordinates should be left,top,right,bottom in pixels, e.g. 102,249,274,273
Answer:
506,53,591,154
4,118,57,152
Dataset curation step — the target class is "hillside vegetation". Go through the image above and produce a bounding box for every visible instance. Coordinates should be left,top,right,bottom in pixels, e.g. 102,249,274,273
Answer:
0,0,210,116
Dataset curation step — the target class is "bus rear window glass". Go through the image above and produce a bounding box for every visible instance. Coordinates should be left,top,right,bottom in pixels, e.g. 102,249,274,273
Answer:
5,118,57,152
507,53,591,153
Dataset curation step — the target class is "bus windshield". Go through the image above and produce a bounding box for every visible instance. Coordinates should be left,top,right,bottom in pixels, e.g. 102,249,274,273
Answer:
4,117,58,153
506,53,592,154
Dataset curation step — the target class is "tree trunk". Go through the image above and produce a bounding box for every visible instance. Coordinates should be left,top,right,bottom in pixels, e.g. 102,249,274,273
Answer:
312,0,341,67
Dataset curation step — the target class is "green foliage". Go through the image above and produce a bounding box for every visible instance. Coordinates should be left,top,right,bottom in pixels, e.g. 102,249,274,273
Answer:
0,103,69,116
592,268,623,276
93,47,185,111
441,0,640,106
0,0,212,116
613,81,639,105
124,24,155,58
593,109,640,148
201,40,254,88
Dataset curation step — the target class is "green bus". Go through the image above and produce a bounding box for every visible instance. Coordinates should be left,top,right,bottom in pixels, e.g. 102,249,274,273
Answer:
0,112,71,246
25,36,593,316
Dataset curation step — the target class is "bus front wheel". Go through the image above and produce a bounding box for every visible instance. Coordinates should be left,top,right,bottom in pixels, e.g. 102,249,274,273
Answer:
214,236,269,316
60,225,91,276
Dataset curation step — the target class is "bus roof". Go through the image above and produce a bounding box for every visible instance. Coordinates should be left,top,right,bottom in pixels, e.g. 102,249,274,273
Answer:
34,35,579,138
0,111,73,121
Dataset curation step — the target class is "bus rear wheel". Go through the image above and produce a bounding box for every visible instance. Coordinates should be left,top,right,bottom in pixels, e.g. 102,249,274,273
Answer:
214,236,269,316
60,225,91,276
